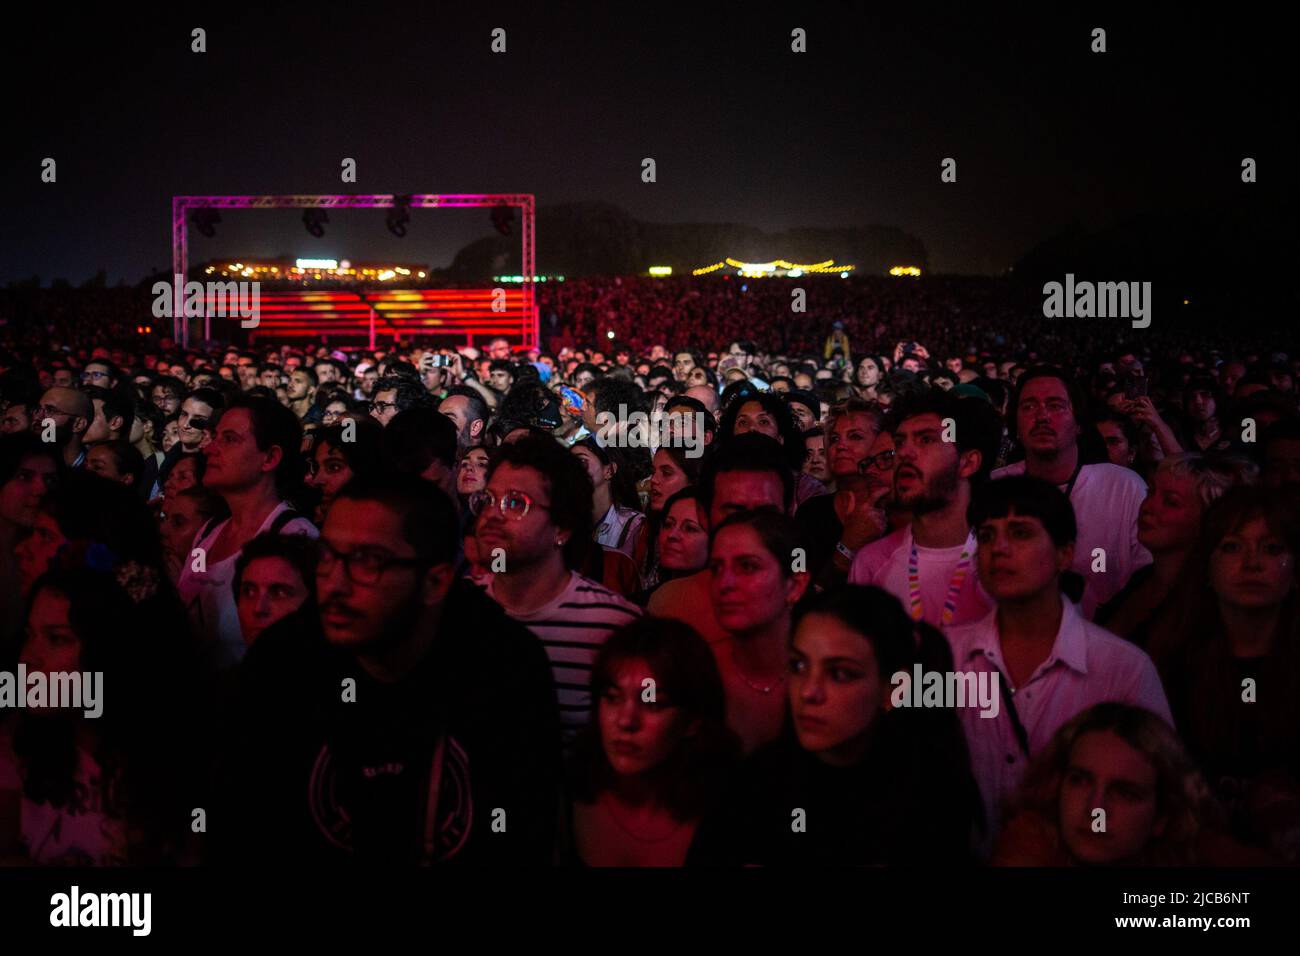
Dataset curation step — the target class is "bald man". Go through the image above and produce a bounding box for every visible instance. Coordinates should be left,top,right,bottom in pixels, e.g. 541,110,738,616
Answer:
32,386,92,467
685,384,721,417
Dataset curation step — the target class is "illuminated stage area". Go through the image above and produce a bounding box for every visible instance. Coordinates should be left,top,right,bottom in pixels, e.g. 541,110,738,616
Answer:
172,193,538,349
247,287,532,348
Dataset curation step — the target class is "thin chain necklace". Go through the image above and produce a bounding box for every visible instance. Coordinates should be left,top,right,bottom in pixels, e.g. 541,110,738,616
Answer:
600,792,684,843
734,661,786,694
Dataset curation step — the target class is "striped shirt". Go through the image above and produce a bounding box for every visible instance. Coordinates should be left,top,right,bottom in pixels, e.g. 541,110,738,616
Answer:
488,572,641,743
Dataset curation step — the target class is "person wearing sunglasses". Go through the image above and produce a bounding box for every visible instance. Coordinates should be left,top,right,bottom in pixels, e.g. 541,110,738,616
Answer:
474,435,641,749
217,474,562,865
30,386,93,468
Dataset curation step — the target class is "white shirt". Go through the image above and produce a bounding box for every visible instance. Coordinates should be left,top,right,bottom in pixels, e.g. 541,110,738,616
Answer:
594,504,644,557
176,501,318,669
847,526,993,630
945,598,1172,841
990,461,1151,617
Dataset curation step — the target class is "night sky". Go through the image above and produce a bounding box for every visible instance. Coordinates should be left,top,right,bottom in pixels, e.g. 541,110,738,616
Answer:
1,6,1286,284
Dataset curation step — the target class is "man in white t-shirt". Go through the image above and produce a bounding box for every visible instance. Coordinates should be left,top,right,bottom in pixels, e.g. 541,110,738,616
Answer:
476,435,640,745
176,396,317,668
991,367,1151,617
849,392,1001,630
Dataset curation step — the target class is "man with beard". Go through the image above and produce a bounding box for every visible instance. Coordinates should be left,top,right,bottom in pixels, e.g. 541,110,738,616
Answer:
31,386,92,468
438,386,490,455
991,367,1151,617
849,392,1000,630
217,475,561,864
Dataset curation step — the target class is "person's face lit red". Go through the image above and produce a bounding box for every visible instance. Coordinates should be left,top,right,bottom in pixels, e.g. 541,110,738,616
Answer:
317,498,429,648
177,397,213,450
1138,470,1202,554
308,442,353,517
789,612,887,765
803,433,830,484
1096,421,1134,467
657,497,708,573
16,512,66,595
474,462,560,570
21,587,81,688
1016,377,1080,458
238,556,310,645
732,401,780,442
892,413,962,511
1209,516,1295,611
649,449,688,513
0,455,58,528
828,412,878,479
163,455,199,499
572,446,611,493
860,430,896,498
975,511,1072,603
456,448,490,497
598,658,694,777
204,408,274,490
1058,730,1162,866
710,524,806,636
708,470,785,528
160,495,205,573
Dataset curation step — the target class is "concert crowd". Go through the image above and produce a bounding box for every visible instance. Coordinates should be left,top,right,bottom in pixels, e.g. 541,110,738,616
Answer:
0,279,1297,867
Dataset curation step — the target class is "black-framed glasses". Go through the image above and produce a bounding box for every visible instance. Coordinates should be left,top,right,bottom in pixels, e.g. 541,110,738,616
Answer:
181,415,211,431
469,488,550,520
369,400,397,415
858,449,896,473
80,370,110,383
316,538,425,585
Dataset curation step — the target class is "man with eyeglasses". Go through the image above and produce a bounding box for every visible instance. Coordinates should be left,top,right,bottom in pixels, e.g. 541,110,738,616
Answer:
30,386,93,468
991,366,1151,617
218,474,561,865
473,435,640,748
80,359,120,390
369,375,433,427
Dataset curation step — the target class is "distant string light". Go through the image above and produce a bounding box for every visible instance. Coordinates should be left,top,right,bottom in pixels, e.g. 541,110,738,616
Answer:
693,257,854,276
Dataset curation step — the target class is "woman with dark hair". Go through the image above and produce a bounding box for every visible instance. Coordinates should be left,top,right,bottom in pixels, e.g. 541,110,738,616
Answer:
569,617,740,866
305,419,384,524
994,703,1266,866
688,585,979,865
0,561,199,864
571,437,645,558
1150,486,1300,861
708,510,812,753
717,391,823,507
233,532,319,646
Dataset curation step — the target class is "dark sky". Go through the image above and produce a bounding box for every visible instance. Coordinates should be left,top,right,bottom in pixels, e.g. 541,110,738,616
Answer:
1,5,1286,283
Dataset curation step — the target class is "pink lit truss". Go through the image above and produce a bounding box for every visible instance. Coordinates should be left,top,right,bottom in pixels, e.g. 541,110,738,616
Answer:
170,194,537,350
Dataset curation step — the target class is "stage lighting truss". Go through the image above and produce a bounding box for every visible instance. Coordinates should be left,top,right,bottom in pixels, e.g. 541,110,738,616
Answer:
170,193,538,347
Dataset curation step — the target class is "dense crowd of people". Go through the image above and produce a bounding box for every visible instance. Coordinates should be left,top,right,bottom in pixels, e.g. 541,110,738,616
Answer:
0,277,1297,867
